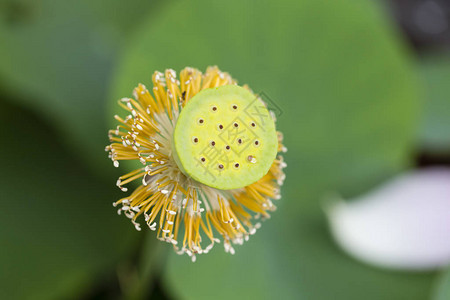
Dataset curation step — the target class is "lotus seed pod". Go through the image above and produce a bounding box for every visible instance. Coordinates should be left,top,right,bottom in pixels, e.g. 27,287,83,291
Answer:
173,85,278,190
106,66,286,258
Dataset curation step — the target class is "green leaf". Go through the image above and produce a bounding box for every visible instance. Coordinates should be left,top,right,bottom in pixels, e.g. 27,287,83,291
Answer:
432,268,450,300
0,100,139,300
163,233,273,300
0,0,158,175
419,54,450,152
111,0,435,299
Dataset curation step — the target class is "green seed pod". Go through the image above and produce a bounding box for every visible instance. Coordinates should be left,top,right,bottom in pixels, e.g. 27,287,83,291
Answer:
173,85,278,190
107,67,287,258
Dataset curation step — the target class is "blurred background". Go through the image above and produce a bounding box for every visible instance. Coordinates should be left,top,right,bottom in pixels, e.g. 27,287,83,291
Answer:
0,0,449,299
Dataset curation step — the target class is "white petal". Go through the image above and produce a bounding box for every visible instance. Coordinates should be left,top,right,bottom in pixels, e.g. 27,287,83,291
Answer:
326,168,450,271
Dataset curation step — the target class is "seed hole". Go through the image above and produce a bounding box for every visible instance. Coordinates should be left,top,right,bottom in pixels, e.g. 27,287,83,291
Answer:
192,137,199,144
211,141,216,147
201,157,206,162
233,122,239,128
218,164,224,169
251,122,256,127
198,118,204,125
234,163,240,169
211,106,218,112
225,145,231,151
254,140,260,146
232,104,238,111
248,155,257,163
218,124,224,130
237,138,242,144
